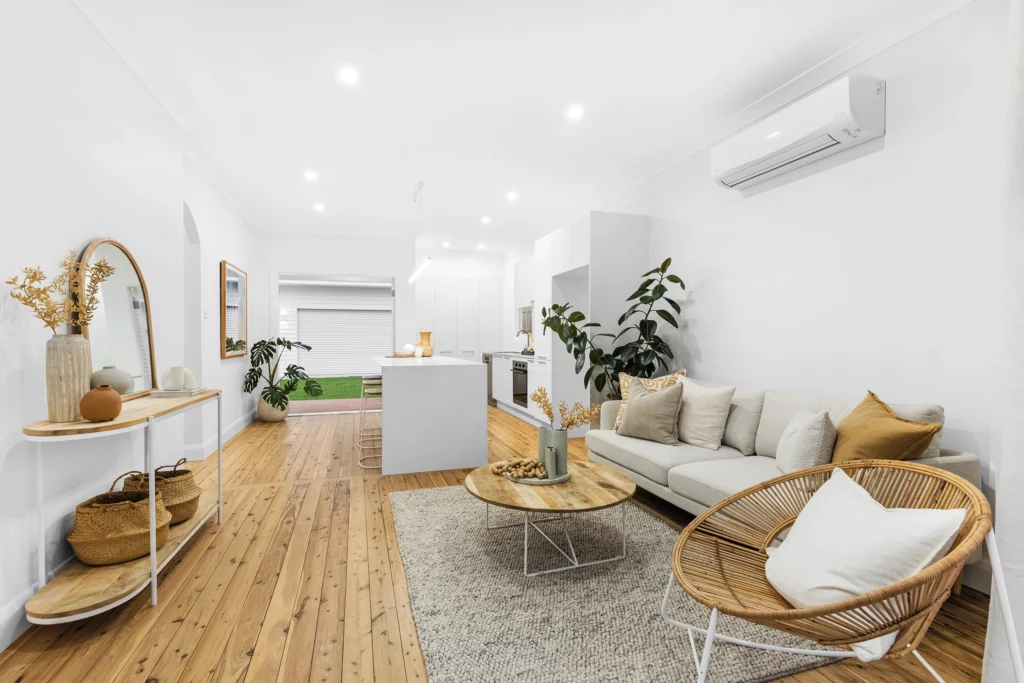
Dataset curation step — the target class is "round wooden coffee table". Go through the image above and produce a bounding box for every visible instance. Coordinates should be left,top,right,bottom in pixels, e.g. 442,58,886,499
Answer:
464,460,636,577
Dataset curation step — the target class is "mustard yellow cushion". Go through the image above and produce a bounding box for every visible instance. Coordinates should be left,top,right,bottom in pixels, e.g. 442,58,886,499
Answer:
614,370,686,430
832,391,942,464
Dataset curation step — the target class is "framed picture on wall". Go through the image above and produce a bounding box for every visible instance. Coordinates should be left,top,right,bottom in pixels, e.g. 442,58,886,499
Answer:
220,261,248,359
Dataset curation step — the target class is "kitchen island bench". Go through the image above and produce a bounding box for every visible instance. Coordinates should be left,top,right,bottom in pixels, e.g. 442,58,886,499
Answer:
373,356,488,475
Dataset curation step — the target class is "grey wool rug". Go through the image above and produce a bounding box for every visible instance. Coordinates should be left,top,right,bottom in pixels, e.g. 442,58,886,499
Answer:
388,486,837,683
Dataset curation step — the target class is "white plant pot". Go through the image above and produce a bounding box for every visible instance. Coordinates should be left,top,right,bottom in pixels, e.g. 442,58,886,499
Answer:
258,396,290,422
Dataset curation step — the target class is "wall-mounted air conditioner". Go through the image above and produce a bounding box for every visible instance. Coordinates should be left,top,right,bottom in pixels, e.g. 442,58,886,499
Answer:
711,75,886,190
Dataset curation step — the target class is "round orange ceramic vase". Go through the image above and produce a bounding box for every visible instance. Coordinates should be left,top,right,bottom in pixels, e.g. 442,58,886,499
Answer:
80,385,122,422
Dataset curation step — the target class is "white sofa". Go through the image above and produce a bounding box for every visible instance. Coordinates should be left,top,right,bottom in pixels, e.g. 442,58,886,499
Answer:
586,381,983,524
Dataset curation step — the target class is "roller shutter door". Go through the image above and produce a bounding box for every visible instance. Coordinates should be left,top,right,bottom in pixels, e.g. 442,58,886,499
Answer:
297,308,393,376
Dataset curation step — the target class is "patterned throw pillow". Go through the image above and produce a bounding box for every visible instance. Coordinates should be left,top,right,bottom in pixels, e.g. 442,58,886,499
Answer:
614,370,687,430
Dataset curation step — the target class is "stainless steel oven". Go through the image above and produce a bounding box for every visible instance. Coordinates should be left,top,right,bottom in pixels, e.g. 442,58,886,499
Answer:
512,360,528,408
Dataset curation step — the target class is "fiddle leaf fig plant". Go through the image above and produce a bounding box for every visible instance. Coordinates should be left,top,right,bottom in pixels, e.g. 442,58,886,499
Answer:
541,257,685,400
243,338,324,410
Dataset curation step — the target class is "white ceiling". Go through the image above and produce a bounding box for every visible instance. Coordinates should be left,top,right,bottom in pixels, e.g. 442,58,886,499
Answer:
75,0,925,246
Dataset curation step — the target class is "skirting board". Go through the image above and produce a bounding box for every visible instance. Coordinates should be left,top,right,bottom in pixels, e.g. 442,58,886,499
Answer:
183,408,255,459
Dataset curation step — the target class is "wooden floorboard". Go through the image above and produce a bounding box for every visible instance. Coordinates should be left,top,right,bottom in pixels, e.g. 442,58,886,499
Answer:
0,406,989,682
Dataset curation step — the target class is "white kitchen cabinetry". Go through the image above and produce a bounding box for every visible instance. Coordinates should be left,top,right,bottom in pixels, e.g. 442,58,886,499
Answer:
550,226,571,276
527,357,553,423
457,278,480,361
514,255,534,309
532,234,554,359
433,276,459,356
569,220,590,272
478,278,501,356
492,354,513,405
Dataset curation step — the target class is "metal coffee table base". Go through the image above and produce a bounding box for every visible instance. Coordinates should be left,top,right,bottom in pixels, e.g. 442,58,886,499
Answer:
485,504,628,577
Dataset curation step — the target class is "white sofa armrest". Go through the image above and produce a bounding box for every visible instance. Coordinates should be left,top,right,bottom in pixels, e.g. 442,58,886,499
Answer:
914,448,984,566
600,400,621,431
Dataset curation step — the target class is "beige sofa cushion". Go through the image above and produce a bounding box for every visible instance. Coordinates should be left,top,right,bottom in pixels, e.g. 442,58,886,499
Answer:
678,378,735,450
616,382,683,445
755,390,944,460
585,430,743,486
688,379,765,456
668,456,784,509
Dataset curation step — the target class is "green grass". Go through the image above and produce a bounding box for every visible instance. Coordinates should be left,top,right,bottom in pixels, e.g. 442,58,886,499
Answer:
286,376,364,401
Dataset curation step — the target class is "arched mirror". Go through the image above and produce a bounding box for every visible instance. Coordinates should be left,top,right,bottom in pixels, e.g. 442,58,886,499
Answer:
78,239,158,399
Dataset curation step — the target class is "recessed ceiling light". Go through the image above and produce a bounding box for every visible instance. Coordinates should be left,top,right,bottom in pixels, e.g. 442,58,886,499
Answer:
481,216,491,224
477,244,485,250
337,64,360,87
442,241,450,248
565,103,585,121
304,170,318,182
313,202,325,212
506,191,518,202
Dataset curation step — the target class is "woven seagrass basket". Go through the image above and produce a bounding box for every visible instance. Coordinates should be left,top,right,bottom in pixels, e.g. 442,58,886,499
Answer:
122,458,201,525
67,473,172,566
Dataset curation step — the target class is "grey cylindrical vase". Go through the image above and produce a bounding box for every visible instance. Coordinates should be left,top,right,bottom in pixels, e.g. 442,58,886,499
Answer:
46,334,92,422
538,427,568,476
543,446,558,479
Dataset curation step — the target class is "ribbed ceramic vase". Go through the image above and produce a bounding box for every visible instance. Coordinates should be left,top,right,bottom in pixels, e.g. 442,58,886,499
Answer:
46,334,92,422
416,331,434,357
537,427,568,476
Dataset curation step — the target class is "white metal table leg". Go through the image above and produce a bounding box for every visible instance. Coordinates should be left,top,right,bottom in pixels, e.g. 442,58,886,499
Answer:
697,607,718,683
36,441,45,589
217,394,223,524
912,650,948,683
146,416,157,605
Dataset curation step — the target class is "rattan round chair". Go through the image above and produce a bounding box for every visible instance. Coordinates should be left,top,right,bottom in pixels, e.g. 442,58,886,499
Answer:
660,460,991,683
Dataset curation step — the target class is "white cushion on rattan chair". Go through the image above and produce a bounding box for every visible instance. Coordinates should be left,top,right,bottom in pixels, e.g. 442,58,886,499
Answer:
765,468,966,662
775,408,836,474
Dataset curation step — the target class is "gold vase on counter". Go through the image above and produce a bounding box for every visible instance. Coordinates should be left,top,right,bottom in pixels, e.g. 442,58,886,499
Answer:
416,331,434,357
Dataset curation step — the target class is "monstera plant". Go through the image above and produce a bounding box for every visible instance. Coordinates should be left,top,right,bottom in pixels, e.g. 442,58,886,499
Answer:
244,338,323,412
541,257,685,400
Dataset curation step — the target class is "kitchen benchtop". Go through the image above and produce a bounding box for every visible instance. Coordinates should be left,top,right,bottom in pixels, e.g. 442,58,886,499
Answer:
491,352,548,360
374,356,483,367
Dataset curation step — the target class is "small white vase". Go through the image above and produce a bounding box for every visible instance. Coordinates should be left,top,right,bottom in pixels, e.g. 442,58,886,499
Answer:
258,396,290,422
161,366,186,390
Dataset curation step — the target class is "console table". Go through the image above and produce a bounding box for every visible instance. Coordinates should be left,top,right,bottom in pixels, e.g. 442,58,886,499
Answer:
21,390,223,624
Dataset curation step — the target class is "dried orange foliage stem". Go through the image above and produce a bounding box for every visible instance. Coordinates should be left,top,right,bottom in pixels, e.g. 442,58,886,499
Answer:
531,385,600,430
6,250,115,334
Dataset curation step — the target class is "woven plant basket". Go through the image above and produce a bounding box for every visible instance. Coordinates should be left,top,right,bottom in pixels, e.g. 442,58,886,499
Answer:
67,473,172,566
122,458,201,525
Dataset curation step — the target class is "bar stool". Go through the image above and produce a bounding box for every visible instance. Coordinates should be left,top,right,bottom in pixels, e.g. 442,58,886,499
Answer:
358,375,383,469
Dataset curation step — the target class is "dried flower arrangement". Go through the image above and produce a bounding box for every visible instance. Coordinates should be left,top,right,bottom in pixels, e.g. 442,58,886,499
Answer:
529,385,601,431
6,250,114,334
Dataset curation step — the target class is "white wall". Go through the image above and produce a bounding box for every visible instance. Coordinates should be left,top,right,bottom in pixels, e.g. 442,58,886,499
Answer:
184,158,265,452
0,0,265,648
606,0,1006,582
0,0,184,646
261,233,416,350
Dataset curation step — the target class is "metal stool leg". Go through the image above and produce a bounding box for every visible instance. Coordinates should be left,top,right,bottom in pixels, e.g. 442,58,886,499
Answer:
358,376,382,469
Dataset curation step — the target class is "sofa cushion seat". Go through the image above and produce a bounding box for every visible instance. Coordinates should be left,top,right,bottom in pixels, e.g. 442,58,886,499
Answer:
585,430,744,486
668,456,784,509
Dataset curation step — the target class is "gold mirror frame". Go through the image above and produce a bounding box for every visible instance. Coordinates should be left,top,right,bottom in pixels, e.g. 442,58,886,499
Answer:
78,238,158,401
220,260,248,359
